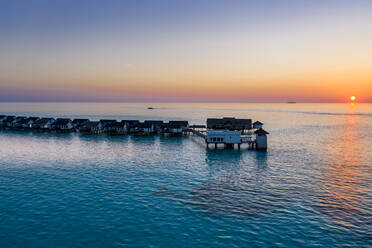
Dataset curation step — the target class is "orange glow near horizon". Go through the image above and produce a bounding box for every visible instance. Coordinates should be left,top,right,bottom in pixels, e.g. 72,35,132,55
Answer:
1,2,372,102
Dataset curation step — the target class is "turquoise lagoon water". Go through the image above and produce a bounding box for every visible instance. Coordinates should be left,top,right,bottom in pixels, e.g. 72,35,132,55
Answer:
0,103,371,247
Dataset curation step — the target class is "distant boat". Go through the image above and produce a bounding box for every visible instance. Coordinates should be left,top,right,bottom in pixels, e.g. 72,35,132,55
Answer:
147,107,154,109
287,102,296,104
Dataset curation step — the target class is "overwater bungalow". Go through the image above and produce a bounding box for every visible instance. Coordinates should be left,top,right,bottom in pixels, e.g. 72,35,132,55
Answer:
144,120,163,133
0,116,16,128
33,118,55,130
25,117,40,128
53,118,73,131
72,119,90,130
13,117,29,129
189,117,268,150
14,116,27,121
9,116,45,130
162,121,189,136
121,120,139,133
113,122,128,135
169,121,188,130
79,121,100,134
98,120,116,133
12,116,28,128
102,121,127,135
135,122,154,136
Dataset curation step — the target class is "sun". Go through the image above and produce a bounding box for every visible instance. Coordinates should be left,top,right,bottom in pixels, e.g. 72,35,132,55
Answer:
350,96,356,101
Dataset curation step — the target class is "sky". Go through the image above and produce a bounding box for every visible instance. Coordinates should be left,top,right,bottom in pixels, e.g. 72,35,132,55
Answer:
1,0,371,102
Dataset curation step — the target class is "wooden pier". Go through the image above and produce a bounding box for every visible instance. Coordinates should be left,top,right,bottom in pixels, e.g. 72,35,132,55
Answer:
188,128,206,139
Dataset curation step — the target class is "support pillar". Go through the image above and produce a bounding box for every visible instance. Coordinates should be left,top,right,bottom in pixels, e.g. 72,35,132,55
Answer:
208,143,216,149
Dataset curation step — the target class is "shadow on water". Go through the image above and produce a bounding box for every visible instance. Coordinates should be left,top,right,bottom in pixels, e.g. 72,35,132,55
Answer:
254,150,268,170
205,149,243,175
184,150,279,217
312,109,371,234
158,135,183,146
130,135,156,143
0,129,75,141
78,133,130,144
152,148,293,218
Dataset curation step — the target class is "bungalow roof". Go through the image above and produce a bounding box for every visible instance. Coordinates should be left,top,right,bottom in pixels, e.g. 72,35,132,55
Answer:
100,119,116,123
121,120,139,123
99,119,117,127
25,117,40,122
2,116,16,122
169,121,188,127
15,119,29,125
168,121,189,128
144,120,163,126
103,121,122,127
121,120,139,127
207,117,252,130
111,122,124,128
15,116,27,120
86,121,99,128
137,122,153,128
34,118,54,125
72,119,89,124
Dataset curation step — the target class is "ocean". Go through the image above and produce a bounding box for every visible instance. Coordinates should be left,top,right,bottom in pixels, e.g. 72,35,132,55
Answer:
0,102,371,247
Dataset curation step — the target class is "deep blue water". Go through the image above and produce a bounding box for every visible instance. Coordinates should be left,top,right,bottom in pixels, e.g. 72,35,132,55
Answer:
0,103,371,247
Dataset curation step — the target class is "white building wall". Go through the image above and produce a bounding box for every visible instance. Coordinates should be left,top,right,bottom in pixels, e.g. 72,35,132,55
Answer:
206,130,241,144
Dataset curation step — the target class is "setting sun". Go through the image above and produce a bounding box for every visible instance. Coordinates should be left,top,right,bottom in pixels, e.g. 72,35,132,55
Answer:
350,96,356,101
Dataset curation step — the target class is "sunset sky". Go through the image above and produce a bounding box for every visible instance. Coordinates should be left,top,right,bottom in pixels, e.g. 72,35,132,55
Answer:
1,0,371,102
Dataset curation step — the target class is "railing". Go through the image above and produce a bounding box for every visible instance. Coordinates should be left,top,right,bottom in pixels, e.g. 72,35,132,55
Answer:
189,129,206,138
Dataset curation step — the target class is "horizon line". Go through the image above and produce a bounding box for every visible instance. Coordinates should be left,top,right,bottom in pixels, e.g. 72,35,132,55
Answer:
0,101,369,104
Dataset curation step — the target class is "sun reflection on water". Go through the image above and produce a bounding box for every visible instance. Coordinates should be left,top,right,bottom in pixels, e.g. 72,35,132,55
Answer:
317,105,369,230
